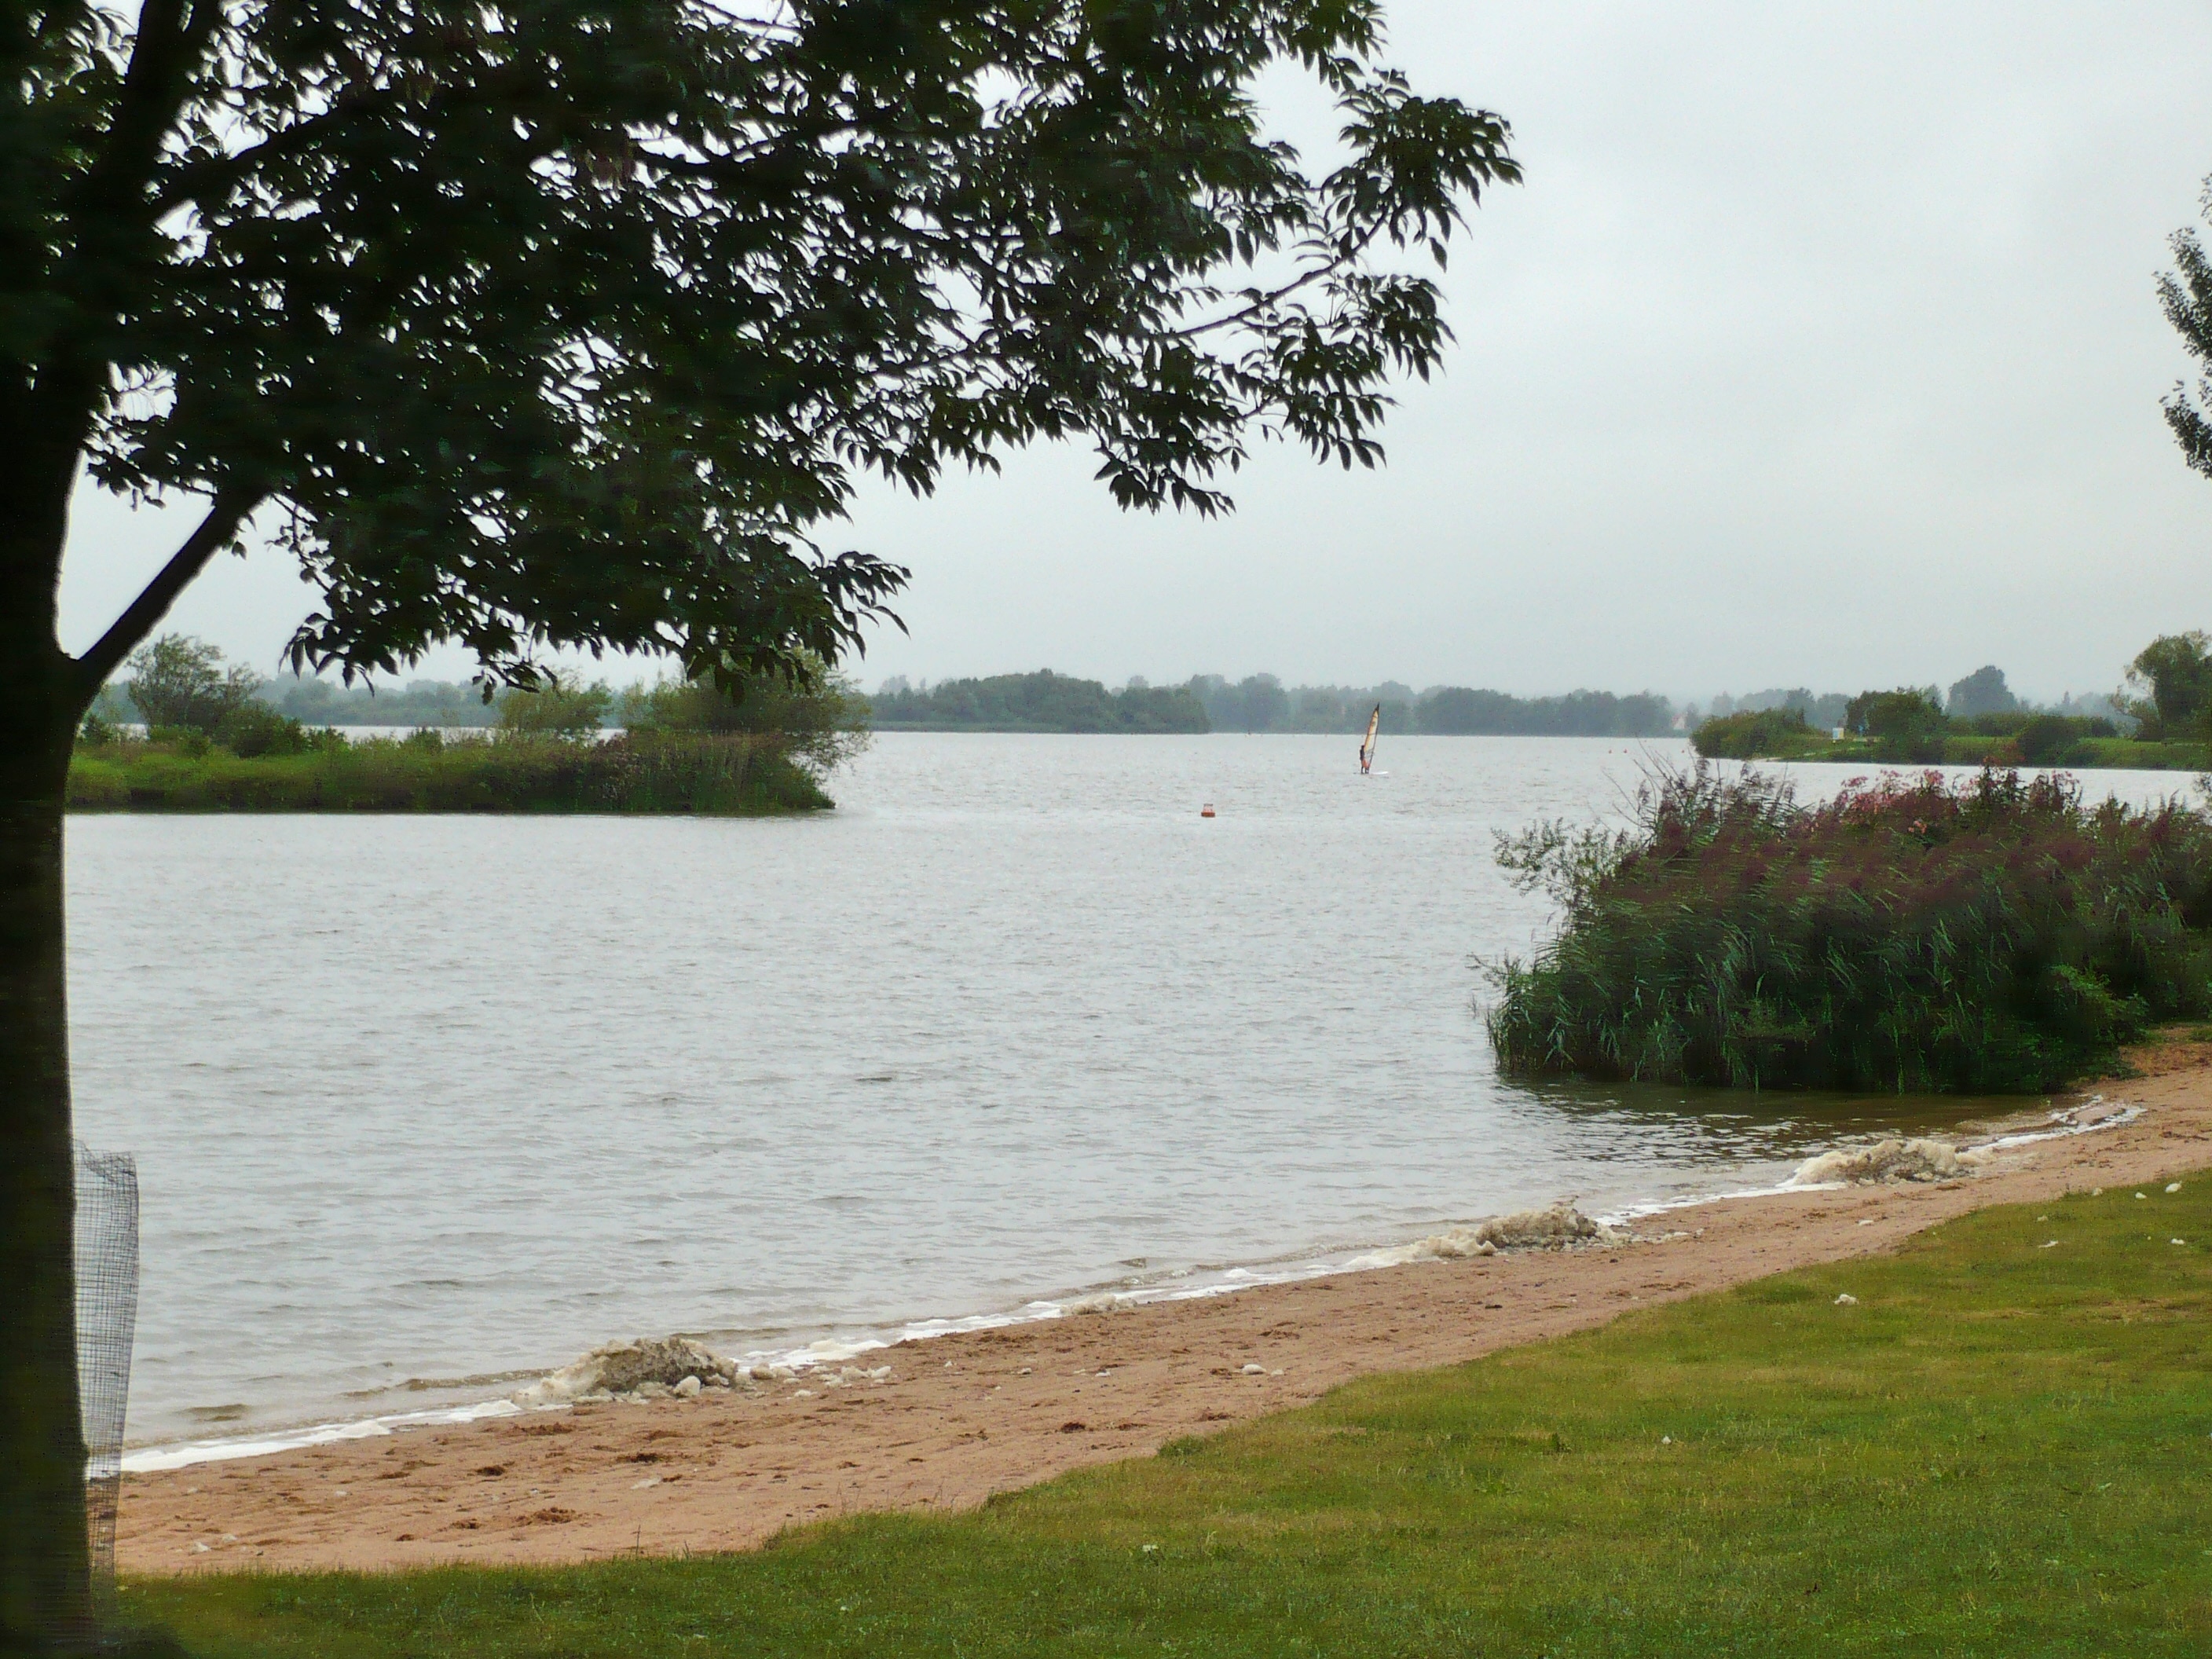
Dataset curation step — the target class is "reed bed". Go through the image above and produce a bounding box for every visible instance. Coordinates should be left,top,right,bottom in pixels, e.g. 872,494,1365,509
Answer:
1489,764,2212,1091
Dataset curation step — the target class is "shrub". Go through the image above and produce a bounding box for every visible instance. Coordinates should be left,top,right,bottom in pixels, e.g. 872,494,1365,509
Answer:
1487,762,2212,1093
214,702,308,758
2016,713,2082,767
496,675,612,738
126,633,262,734
1690,707,1818,759
621,657,870,774
2122,632,2212,740
1844,688,1949,761
144,724,211,757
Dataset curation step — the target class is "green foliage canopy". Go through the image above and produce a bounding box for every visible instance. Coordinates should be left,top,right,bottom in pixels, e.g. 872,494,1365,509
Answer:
2160,178,2212,482
14,0,1520,699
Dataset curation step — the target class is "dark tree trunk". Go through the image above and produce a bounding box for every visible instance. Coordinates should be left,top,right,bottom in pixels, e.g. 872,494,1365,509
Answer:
0,612,94,1648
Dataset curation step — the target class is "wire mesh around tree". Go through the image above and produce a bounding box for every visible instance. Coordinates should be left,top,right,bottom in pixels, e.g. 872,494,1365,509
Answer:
75,1144,141,1621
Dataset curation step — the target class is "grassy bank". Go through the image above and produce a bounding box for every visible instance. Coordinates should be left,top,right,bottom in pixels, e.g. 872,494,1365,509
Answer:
1489,766,2212,1092
68,732,833,815
1801,733,2205,770
126,1177,2212,1655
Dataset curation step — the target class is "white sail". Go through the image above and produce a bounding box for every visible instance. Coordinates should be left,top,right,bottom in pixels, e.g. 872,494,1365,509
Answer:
1358,704,1380,773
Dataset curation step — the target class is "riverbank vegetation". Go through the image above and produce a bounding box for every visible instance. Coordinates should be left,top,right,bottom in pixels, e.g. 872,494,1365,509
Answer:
1488,764,2212,1092
1693,640,2212,768
126,1177,2212,1656
68,730,833,815
73,640,862,814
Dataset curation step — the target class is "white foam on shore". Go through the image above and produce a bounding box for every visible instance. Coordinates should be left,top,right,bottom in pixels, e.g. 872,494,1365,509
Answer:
122,1398,520,1474
123,1097,2141,1472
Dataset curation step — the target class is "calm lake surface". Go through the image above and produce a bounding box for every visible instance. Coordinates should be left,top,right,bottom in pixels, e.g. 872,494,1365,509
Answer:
65,735,2197,1446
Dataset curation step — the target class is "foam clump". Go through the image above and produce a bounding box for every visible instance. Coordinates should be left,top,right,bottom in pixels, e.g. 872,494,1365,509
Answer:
1477,1202,1617,1250
513,1336,743,1407
1792,1137,1968,1187
814,1365,895,1390
1358,1202,1618,1269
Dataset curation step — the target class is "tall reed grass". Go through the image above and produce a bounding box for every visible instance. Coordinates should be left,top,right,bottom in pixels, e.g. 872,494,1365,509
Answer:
1488,764,2212,1092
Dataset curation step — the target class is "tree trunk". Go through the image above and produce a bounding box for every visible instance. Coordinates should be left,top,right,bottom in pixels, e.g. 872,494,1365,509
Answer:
0,672,93,1650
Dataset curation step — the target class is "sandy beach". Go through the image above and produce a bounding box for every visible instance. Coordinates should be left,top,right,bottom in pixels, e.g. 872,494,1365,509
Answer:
117,1042,2212,1576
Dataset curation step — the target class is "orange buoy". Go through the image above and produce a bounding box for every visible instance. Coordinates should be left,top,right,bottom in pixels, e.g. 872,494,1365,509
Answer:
1199,802,1216,818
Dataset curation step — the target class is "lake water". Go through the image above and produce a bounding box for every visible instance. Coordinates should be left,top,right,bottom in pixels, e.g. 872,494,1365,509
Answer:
64,735,2198,1449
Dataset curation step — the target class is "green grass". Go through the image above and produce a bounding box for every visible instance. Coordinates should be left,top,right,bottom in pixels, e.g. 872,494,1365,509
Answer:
67,732,831,815
2061,737,2212,771
126,1178,2212,1657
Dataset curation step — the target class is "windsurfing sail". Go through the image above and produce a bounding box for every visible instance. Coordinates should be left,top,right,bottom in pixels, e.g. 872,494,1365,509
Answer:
1358,704,1380,774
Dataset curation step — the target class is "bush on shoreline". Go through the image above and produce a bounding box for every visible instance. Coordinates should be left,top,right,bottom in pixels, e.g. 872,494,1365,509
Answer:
68,729,832,815
1488,763,2212,1092
1685,707,1827,759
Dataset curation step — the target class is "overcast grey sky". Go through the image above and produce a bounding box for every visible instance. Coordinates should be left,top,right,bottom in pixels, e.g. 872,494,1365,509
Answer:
56,0,2212,704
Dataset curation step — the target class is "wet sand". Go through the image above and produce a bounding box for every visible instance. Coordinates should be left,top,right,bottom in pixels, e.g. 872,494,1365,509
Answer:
118,1043,2212,1575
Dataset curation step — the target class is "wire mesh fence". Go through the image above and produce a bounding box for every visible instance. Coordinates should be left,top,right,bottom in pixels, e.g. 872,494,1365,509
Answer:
75,1144,141,1621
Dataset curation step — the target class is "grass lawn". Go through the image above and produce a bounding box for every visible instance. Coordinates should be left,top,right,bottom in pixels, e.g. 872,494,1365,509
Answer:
128,1179,2212,1657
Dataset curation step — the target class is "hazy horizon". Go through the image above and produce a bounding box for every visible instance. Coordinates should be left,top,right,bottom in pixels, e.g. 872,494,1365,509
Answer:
55,1,2212,708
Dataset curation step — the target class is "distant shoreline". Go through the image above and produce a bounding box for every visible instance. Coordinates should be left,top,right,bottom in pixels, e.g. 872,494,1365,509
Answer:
1702,732,2207,772
864,725,1692,738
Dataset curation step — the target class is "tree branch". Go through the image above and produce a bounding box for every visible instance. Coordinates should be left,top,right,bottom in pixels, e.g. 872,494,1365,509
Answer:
74,492,258,690
81,0,207,207
149,95,373,216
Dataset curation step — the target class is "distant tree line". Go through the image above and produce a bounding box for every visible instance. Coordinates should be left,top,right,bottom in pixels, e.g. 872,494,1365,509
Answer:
1688,646,2212,766
869,671,1209,732
1180,675,1675,736
1690,666,2131,738
1412,687,1675,737
866,672,1679,735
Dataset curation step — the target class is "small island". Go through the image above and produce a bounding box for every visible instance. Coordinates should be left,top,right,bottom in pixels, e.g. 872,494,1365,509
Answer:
70,636,862,815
